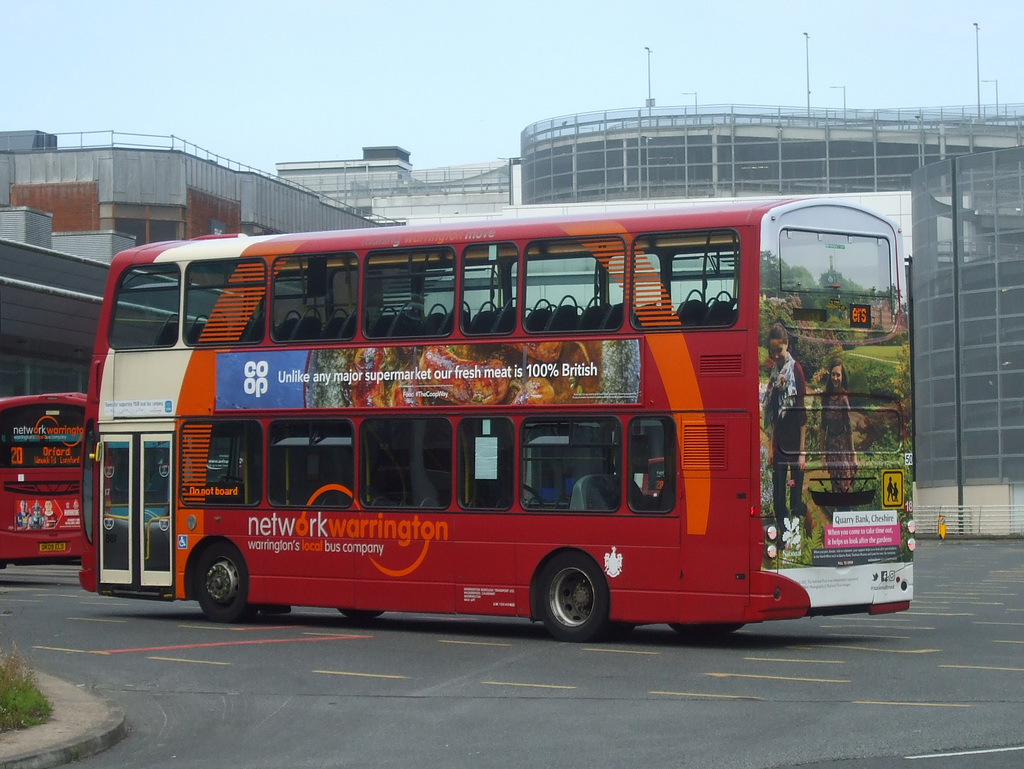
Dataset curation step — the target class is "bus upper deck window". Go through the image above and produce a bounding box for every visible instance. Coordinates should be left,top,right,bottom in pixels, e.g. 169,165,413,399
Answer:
109,265,181,349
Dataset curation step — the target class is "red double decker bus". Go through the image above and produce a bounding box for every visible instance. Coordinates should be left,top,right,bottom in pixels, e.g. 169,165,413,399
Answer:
0,393,85,567
77,200,914,641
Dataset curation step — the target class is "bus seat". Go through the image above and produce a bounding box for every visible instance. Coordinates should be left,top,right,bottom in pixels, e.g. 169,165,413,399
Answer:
525,306,552,332
493,301,516,333
569,474,619,511
322,309,349,339
423,309,449,336
155,314,179,346
275,315,299,341
604,303,623,330
339,312,357,339
369,310,396,338
185,317,208,344
291,310,322,340
470,309,497,334
578,303,610,330
390,312,422,337
704,297,738,326
547,304,580,331
677,299,707,327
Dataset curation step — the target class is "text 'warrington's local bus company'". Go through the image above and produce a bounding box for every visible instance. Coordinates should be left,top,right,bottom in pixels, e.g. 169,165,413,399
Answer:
78,200,913,641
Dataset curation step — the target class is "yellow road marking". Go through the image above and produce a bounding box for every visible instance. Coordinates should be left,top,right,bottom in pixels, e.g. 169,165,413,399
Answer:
584,647,659,655
706,672,849,684
651,690,762,700
314,670,409,680
939,664,1024,672
68,617,127,623
973,621,1024,627
795,644,938,654
855,700,971,708
744,656,844,665
148,656,231,665
33,645,109,655
438,639,511,647
482,681,576,690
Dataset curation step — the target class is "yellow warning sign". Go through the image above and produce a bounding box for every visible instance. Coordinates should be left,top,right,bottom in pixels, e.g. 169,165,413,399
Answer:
881,470,904,509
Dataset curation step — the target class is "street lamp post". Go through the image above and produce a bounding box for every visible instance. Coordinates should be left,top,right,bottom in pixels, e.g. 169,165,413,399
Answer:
983,79,999,117
830,85,846,121
644,47,654,111
974,23,981,119
803,32,810,116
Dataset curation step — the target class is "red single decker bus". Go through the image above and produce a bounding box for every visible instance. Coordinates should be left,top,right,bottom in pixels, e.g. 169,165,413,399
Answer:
1,393,86,567
78,200,914,641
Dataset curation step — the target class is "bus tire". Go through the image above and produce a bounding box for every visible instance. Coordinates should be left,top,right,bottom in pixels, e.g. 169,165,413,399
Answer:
537,551,610,642
195,542,253,623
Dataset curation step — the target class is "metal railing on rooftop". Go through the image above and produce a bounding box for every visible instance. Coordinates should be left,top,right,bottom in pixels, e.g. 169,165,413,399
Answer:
4,131,400,226
523,103,1024,144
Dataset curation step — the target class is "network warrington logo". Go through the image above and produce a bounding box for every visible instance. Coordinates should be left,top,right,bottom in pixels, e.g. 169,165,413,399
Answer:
243,360,269,398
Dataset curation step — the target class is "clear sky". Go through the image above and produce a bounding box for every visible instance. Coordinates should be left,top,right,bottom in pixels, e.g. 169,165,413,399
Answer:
6,0,1020,174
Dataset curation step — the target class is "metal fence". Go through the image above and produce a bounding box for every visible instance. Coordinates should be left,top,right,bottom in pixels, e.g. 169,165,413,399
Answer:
914,506,1024,538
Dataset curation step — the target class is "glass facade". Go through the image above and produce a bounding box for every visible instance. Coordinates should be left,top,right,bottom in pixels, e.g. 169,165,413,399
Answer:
912,146,1024,489
522,105,1024,204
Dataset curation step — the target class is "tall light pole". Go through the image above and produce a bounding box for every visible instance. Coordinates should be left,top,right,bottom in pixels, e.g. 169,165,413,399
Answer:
974,23,981,118
644,47,654,111
983,79,999,117
830,85,846,121
803,32,811,117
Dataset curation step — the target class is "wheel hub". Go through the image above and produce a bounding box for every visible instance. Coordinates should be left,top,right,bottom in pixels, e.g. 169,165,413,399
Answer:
550,568,593,627
206,558,239,605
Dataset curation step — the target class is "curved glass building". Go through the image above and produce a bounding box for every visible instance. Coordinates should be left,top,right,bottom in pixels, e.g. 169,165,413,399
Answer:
912,145,1024,523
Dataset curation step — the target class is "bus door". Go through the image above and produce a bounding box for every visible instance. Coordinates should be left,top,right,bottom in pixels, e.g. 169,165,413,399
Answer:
99,433,173,591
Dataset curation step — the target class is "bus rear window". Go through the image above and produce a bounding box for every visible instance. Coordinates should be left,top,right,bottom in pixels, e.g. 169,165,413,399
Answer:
771,229,896,334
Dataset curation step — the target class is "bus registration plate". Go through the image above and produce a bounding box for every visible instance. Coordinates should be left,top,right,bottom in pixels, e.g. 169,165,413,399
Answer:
38,542,67,553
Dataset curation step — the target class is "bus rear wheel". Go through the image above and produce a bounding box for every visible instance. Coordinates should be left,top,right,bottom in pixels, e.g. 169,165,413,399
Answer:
537,552,609,642
195,542,254,623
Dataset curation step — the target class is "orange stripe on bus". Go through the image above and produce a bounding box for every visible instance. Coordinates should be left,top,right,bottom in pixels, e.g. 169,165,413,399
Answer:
646,334,711,535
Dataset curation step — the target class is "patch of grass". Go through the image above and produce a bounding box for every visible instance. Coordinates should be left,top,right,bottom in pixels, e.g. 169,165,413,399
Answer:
0,644,51,732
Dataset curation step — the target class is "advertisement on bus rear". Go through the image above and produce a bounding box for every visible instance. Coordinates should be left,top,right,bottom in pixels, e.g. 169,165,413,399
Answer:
758,227,914,606
14,498,81,532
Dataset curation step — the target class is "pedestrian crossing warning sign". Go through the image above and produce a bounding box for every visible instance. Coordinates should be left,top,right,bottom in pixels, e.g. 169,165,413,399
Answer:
881,470,904,509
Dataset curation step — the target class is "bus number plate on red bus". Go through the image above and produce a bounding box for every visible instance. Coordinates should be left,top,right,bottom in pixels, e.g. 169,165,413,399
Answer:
38,541,68,553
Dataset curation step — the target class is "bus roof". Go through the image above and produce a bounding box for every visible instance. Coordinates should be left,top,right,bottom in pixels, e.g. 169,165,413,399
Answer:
109,197,903,272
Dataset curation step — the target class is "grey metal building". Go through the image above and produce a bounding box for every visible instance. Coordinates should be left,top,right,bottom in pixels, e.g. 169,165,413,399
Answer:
0,131,385,395
522,104,1024,204
912,145,1024,527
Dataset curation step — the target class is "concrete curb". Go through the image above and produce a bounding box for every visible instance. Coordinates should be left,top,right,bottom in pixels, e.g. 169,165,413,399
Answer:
0,672,126,769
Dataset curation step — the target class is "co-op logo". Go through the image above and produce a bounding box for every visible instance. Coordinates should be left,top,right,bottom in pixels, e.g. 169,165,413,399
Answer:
243,360,269,398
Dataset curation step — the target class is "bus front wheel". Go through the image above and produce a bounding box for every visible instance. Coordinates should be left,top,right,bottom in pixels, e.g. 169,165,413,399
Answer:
195,542,254,623
537,552,610,642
